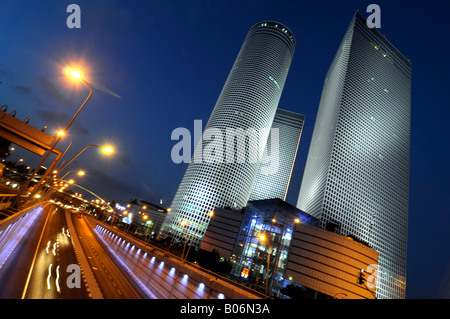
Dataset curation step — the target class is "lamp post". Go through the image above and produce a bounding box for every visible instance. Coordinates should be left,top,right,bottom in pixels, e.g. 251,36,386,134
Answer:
41,169,85,200
144,219,158,246
143,217,152,243
35,143,112,198
181,211,213,263
12,131,63,208
259,233,271,299
57,144,114,174
60,169,85,181
180,220,190,262
24,69,93,203
54,131,72,170
259,216,300,299
35,143,105,196
36,131,73,191
123,211,133,233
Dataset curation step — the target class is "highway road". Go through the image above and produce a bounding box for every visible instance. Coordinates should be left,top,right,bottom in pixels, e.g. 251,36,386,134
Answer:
0,203,51,298
21,205,91,298
71,211,145,298
0,203,146,299
0,203,91,298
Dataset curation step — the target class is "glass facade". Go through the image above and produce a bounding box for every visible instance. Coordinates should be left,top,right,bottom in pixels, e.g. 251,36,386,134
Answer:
297,12,411,299
230,199,318,295
249,109,305,202
161,21,296,248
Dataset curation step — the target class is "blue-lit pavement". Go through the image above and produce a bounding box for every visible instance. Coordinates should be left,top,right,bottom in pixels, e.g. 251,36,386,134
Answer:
0,205,42,271
92,221,261,299
0,203,260,299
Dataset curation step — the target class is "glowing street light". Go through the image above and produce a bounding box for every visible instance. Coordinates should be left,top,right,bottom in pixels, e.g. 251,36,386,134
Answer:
45,66,92,164
53,130,73,170
263,216,302,298
103,146,114,154
59,169,86,181
40,168,86,200
180,220,191,262
259,232,271,299
57,144,114,173
259,233,267,242
69,70,82,79
20,66,93,204
180,220,188,227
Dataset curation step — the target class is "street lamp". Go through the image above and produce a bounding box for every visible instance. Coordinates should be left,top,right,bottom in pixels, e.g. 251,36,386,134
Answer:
142,214,149,237
142,216,156,245
102,146,114,154
259,216,301,299
40,169,86,201
123,211,133,233
258,232,271,299
34,130,71,196
51,130,73,172
69,70,82,79
180,220,195,263
57,144,114,174
21,68,93,204
59,169,85,181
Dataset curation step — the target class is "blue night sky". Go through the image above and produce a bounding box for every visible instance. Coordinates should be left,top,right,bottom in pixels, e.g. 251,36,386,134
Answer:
0,0,449,299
